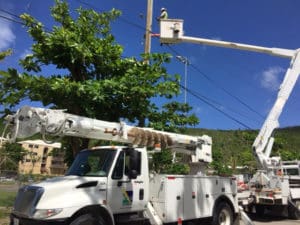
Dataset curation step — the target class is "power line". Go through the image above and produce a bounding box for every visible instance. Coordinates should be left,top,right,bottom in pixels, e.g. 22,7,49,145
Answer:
180,84,252,129
0,14,24,26
75,0,153,34
0,8,20,19
165,44,265,120
183,84,260,126
0,8,52,33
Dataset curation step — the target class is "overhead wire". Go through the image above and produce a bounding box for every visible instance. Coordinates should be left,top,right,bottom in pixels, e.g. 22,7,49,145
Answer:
165,44,264,120
0,13,25,26
180,84,252,129
181,84,260,126
75,0,152,34
0,8,52,32
0,8,21,20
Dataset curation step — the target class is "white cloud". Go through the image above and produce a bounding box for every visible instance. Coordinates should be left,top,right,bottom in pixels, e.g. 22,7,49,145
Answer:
260,66,284,91
0,16,16,51
20,49,32,59
193,106,202,114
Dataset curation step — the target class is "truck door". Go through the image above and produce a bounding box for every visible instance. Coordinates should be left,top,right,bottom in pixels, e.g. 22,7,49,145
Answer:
107,149,145,214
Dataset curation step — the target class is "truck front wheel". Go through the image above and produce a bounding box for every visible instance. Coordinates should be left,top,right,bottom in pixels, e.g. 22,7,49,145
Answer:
288,200,300,220
70,213,105,225
212,202,234,225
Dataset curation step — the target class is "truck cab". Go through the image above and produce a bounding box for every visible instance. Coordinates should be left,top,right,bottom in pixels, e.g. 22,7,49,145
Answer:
11,146,149,225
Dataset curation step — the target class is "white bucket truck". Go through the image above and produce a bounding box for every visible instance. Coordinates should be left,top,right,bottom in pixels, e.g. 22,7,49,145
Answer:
4,106,243,225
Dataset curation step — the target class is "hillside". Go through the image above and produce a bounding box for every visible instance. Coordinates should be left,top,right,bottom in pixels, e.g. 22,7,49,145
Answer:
186,126,300,173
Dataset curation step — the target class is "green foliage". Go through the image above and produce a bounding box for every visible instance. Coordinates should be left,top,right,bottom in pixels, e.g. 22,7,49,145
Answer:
0,49,12,61
270,127,300,160
187,127,300,175
149,102,199,133
0,143,27,171
151,149,190,174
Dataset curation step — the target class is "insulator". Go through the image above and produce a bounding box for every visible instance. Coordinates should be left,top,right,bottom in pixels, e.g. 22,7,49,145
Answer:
166,135,173,146
145,130,154,147
139,129,147,146
128,128,140,145
153,132,161,146
159,133,167,149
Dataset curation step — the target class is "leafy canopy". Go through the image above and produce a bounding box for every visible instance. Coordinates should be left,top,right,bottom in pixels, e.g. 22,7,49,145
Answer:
0,142,27,171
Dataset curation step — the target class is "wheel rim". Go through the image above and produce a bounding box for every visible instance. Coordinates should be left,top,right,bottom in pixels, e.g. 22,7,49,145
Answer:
219,208,231,225
297,201,300,211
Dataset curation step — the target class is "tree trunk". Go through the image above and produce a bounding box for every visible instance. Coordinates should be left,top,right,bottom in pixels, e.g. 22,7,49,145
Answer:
70,137,89,157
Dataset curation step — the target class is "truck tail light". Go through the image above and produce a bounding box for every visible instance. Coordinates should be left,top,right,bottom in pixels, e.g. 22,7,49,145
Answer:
177,217,182,225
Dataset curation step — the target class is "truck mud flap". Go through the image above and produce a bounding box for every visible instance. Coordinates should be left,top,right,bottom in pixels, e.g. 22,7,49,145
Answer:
239,206,254,225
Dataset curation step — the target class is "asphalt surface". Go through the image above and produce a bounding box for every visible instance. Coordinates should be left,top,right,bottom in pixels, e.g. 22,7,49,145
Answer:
243,212,300,225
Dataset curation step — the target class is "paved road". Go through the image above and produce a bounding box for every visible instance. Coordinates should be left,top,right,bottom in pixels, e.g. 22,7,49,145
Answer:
242,213,300,225
252,219,299,225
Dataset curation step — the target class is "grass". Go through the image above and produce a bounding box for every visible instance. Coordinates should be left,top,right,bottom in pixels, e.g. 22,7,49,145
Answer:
0,209,10,224
0,190,16,207
0,188,17,223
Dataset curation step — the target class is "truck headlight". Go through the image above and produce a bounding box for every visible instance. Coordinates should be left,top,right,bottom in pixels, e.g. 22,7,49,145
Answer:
33,208,63,219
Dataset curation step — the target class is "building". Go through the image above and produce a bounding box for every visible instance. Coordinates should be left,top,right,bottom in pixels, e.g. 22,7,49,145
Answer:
0,137,7,147
18,140,67,175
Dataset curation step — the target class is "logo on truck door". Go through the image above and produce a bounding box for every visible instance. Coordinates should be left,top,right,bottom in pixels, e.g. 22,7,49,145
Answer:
121,188,133,206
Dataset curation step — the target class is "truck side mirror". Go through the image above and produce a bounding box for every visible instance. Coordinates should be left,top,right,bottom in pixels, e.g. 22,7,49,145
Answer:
126,148,141,179
128,169,138,179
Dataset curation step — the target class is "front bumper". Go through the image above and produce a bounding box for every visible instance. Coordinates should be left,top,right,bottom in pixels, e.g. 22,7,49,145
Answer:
10,213,69,225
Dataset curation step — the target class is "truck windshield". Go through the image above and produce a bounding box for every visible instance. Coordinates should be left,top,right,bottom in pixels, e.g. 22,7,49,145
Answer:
66,149,117,177
285,168,299,176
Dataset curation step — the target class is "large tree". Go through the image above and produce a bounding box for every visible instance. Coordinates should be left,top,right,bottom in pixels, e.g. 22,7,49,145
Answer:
0,0,198,157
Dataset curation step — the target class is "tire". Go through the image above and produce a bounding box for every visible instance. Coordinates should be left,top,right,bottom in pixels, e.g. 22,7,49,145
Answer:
255,205,265,217
212,202,234,225
288,200,300,220
70,213,105,225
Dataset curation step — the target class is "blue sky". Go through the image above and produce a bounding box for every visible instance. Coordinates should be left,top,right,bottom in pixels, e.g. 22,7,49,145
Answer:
0,0,300,130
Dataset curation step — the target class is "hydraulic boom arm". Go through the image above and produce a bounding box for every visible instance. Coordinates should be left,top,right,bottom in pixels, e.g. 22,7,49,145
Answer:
253,52,300,168
3,106,212,163
160,19,300,169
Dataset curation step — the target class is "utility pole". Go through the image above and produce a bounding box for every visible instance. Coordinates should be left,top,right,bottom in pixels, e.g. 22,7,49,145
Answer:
144,0,153,56
139,0,153,127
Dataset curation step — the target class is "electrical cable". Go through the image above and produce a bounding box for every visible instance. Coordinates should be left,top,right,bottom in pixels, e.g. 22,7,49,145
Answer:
181,84,261,125
165,44,265,120
180,84,252,129
0,9,52,32
0,14,24,26
75,0,153,34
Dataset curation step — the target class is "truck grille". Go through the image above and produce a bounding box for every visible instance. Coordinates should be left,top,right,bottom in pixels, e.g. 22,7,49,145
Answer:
13,185,44,217
289,177,300,188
